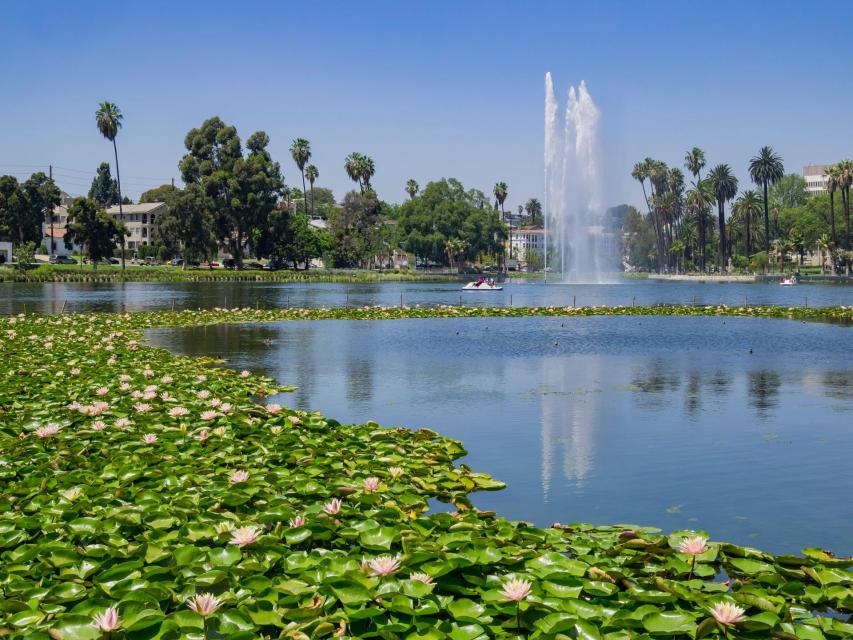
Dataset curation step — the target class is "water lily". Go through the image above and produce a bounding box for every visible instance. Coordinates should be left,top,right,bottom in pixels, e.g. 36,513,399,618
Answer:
239,370,250,378
287,415,302,425
196,390,211,399
289,515,306,527
388,466,405,478
229,525,261,547
709,602,746,626
35,424,61,438
500,578,532,602
92,420,107,430
213,426,226,437
161,375,173,384
91,606,121,631
270,425,282,435
678,535,708,555
114,417,131,429
133,402,151,413
196,429,209,441
61,487,82,501
410,572,434,585
142,369,154,378
323,498,342,515
70,367,80,375
369,555,400,576
363,476,380,492
196,374,208,382
169,406,189,417
229,470,249,484
142,433,157,444
187,592,222,616
208,398,222,407
95,387,109,396
119,374,131,382
200,410,218,421
265,403,282,414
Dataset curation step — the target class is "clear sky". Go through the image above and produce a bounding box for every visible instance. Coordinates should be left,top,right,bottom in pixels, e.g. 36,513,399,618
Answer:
3,1,853,210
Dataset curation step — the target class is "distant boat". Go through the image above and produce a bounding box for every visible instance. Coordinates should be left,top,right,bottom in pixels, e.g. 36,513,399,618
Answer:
779,276,798,286
463,280,503,291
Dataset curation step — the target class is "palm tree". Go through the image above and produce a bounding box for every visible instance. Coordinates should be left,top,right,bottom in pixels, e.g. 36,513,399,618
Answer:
708,164,738,273
95,101,126,271
748,146,784,256
290,139,311,214
825,164,839,245
686,180,714,272
405,179,419,199
684,147,706,183
817,233,834,274
733,190,763,260
836,159,853,249
305,164,319,217
493,182,509,260
345,153,364,191
525,198,543,225
358,156,375,192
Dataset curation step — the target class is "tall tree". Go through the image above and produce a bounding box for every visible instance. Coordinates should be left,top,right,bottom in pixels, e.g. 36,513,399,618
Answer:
23,172,61,255
733,190,763,259
153,185,217,269
358,156,376,191
95,102,127,271
684,147,706,183
524,198,543,225
493,182,509,261
825,164,839,245
686,180,714,272
290,139,311,215
88,162,120,208
748,146,784,256
708,164,738,272
836,159,853,249
345,153,365,192
64,197,127,269
305,164,319,216
327,190,381,267
139,183,179,203
405,179,419,200
179,117,284,267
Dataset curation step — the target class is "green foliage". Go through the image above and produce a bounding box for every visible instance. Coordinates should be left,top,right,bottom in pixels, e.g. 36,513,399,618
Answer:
327,190,383,267
140,183,179,203
1,306,852,638
768,173,807,210
266,211,328,268
64,197,127,268
88,162,120,207
396,179,507,266
0,172,61,245
12,241,35,270
154,184,218,265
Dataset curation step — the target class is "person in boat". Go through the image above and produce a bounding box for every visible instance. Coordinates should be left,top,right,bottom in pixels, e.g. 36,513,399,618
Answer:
487,277,494,287
475,276,485,287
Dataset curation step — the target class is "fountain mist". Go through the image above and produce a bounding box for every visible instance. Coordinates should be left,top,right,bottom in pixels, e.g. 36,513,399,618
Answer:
544,72,615,283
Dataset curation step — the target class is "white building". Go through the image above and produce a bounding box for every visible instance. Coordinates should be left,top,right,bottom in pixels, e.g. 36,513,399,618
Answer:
105,202,165,252
803,164,829,195
0,239,12,265
510,227,545,262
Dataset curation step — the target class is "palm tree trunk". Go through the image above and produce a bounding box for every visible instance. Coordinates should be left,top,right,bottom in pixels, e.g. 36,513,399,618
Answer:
762,181,770,256
830,192,837,245
717,200,726,273
745,211,751,259
845,188,851,250
112,139,125,273
698,216,706,273
300,170,307,216
310,183,315,217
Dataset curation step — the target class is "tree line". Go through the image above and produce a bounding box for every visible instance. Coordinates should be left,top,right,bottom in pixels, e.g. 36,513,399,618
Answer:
627,147,853,274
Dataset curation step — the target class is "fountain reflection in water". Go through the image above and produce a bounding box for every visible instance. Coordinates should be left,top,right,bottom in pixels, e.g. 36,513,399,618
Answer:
544,72,616,283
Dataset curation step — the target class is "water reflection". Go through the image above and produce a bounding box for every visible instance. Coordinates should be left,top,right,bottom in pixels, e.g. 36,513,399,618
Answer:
146,316,853,554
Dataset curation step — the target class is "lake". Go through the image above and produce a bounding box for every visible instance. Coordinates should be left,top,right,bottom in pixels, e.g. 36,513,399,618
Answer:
2,279,852,315
147,314,853,556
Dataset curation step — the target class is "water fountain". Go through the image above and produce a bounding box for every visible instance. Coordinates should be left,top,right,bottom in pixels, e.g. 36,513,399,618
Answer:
544,72,615,282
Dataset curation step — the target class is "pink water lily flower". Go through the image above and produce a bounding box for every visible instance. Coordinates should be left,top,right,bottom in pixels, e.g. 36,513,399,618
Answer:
133,403,151,413
196,390,211,399
287,415,302,425
363,477,380,492
229,470,249,484
678,535,709,555
142,369,154,378
114,418,131,429
410,572,434,585
142,433,157,444
196,429,209,441
169,406,189,418
229,525,261,547
239,370,251,378
289,515,306,527
323,498,342,515
500,578,532,602
160,375,173,384
91,606,121,631
265,403,282,414
196,374,208,382
187,593,222,617
95,387,109,396
369,555,400,576
70,367,80,375
35,424,61,438
709,602,746,626
92,420,107,431
388,466,405,478
200,410,218,421
119,374,132,382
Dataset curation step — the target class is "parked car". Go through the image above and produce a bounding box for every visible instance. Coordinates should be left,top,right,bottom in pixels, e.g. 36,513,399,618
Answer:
223,258,237,270
264,258,286,271
200,261,220,269
49,255,76,265
243,261,264,270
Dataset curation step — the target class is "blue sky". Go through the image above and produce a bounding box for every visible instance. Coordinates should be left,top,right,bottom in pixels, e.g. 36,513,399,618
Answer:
2,1,853,210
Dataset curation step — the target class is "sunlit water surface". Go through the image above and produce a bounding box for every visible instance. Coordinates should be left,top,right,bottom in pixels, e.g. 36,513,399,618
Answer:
147,315,853,555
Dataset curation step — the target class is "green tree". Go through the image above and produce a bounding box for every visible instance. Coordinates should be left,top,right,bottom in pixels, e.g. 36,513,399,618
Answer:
24,172,61,254
493,181,509,261
767,173,807,210
405,179,419,200
305,164,319,216
179,118,284,266
836,159,853,248
684,147,706,183
327,190,381,267
708,164,738,272
88,162,120,208
64,197,127,269
733,190,763,259
344,153,364,191
0,173,60,249
140,183,179,203
12,242,35,271
290,139,311,214
154,185,217,269
748,146,784,256
825,164,839,244
95,102,127,271
524,198,543,226
686,180,714,272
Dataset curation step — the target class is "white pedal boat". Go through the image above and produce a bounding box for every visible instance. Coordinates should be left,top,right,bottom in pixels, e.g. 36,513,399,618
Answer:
463,281,503,291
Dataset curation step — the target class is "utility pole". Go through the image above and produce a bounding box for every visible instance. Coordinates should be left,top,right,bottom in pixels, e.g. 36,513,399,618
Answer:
49,164,55,257
171,177,175,188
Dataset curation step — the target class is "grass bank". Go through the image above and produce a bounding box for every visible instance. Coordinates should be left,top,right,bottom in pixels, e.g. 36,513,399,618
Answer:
1,308,851,639
0,264,458,284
